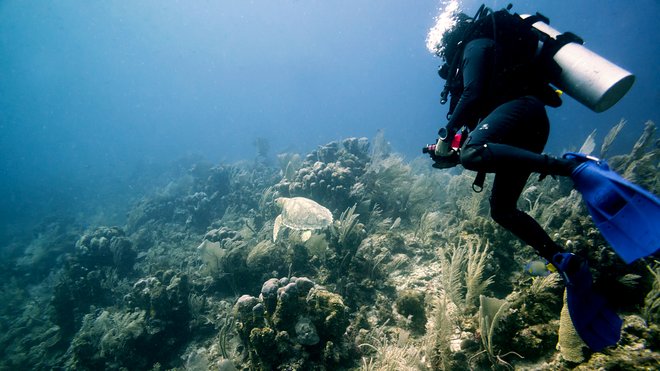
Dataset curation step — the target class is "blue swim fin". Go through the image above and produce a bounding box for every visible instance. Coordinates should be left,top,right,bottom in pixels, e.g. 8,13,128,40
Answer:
553,253,622,351
564,152,660,264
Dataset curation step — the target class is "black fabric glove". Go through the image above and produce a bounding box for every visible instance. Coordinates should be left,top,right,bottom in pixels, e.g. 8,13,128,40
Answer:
430,150,460,169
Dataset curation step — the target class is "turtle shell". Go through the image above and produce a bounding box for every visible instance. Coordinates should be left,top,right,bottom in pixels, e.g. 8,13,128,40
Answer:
277,197,333,230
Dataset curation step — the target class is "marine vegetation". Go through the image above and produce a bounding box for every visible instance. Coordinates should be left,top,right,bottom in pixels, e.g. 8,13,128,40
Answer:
0,120,658,370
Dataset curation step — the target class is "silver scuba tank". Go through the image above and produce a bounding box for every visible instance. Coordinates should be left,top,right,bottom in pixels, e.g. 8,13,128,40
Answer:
522,15,635,113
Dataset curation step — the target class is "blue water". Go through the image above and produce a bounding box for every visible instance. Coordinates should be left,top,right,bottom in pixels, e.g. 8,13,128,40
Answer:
1,0,658,233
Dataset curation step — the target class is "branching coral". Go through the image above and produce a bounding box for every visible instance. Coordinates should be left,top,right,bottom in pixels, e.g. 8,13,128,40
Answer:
643,261,660,324
415,211,443,247
438,237,493,313
520,185,545,219
428,297,455,371
363,204,394,233
361,155,414,217
608,120,658,193
456,190,486,220
600,119,626,158
359,335,430,371
66,309,148,369
357,320,431,371
277,152,303,181
465,241,494,312
332,204,362,247
440,243,466,311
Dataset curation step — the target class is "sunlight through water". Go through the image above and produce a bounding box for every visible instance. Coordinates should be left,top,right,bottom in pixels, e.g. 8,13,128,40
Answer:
426,0,461,56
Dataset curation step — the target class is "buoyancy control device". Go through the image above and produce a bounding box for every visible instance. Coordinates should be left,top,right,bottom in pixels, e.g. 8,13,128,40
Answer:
438,5,635,114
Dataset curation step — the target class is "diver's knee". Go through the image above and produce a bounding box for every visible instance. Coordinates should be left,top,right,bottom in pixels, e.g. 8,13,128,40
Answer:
460,144,488,171
489,198,516,226
490,205,506,225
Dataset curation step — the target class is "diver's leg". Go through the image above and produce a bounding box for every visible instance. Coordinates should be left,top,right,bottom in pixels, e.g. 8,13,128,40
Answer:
490,171,563,262
462,143,575,175
462,96,565,261
461,96,575,175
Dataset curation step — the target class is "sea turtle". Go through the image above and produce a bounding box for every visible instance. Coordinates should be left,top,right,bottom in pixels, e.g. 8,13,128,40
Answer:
273,197,333,242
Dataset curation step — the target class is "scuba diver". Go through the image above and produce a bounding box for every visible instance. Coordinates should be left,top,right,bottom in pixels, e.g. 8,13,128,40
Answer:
431,10,574,268
426,4,659,351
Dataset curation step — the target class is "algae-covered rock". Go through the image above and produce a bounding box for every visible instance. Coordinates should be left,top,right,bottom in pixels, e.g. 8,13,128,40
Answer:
233,277,353,369
117,270,192,365
10,131,658,371
512,322,560,357
51,227,138,341
75,226,136,273
569,315,660,370
246,240,286,274
306,286,349,342
249,327,278,366
203,226,241,243
197,226,263,292
295,316,320,345
233,295,262,343
395,289,427,334
126,165,232,232
272,281,302,329
495,274,563,360
127,270,191,324
259,278,280,314
295,277,315,295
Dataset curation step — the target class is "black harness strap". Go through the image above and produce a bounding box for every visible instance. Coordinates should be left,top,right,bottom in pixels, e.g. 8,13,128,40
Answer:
472,171,487,193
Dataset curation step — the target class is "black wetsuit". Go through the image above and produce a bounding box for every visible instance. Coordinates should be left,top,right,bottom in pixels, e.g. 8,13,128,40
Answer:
442,38,573,262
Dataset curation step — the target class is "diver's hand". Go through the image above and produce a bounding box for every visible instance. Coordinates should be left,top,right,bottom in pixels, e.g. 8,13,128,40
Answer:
433,137,454,157
430,149,460,169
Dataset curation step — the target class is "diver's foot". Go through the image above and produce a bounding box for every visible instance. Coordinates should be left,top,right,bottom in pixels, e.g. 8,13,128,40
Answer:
552,252,588,287
542,155,581,176
562,152,600,174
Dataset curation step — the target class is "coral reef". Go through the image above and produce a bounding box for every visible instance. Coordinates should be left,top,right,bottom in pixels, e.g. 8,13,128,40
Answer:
57,268,193,369
51,227,137,339
1,123,658,370
274,137,371,214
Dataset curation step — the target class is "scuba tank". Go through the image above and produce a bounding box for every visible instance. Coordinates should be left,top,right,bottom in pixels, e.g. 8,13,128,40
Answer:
521,14,635,113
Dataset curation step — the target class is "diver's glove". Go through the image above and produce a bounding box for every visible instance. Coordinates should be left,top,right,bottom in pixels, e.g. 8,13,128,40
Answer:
430,149,460,169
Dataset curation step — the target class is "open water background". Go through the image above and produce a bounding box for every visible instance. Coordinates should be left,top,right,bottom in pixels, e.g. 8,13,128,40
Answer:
1,0,658,235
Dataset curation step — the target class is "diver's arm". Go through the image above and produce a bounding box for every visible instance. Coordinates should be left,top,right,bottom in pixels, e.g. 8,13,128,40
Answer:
445,38,495,135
